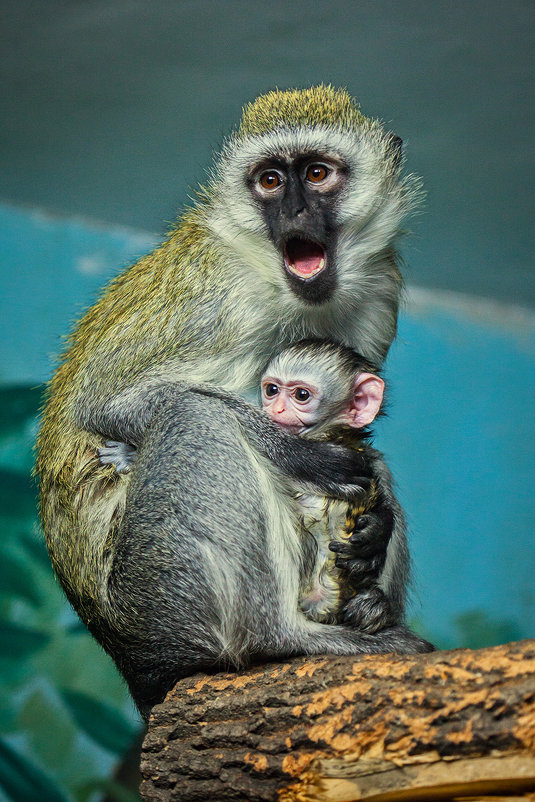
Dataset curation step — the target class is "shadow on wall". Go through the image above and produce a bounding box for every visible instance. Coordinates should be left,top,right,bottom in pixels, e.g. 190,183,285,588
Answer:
0,201,534,800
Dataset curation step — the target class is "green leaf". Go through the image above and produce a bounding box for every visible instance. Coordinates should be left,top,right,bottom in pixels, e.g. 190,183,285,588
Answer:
0,658,33,688
453,609,522,650
0,551,43,606
77,778,141,802
60,690,140,755
0,698,17,734
19,689,77,772
0,738,69,802
0,622,50,659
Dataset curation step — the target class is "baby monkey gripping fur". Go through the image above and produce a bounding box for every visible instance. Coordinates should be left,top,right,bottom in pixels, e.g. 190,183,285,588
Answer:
259,340,410,633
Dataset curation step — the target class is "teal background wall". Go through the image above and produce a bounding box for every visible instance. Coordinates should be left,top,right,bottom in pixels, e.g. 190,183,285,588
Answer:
1,2,534,801
2,1,535,305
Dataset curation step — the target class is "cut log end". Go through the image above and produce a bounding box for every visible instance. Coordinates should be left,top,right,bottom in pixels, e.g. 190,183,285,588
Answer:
140,640,535,801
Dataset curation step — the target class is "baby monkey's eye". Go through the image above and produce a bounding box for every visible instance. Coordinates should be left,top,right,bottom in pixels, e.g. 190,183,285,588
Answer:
294,388,311,402
264,383,279,397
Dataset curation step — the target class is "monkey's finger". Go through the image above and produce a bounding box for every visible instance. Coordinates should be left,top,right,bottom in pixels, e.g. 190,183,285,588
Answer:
98,449,117,461
102,441,138,455
329,540,353,556
334,554,384,584
346,540,384,559
350,511,391,539
98,457,130,472
352,477,372,491
338,478,372,499
329,539,381,559
99,444,138,458
349,518,389,549
353,514,375,531
348,555,384,577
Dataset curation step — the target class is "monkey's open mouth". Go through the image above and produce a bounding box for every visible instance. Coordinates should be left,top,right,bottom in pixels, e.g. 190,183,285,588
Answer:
284,238,326,281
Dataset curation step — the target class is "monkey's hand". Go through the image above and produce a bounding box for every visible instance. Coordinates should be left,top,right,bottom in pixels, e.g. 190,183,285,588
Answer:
329,509,392,587
98,440,137,474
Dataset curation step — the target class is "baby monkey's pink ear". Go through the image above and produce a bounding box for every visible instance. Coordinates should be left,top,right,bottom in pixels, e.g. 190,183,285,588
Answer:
348,373,385,428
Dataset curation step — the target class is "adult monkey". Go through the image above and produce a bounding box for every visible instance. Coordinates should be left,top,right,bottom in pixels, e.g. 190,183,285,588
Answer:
37,86,429,717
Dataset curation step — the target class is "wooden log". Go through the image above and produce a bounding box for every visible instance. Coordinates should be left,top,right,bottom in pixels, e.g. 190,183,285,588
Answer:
140,640,535,801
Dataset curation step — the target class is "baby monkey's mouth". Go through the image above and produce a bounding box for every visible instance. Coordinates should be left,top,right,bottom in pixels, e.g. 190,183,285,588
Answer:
284,238,327,281
274,420,308,435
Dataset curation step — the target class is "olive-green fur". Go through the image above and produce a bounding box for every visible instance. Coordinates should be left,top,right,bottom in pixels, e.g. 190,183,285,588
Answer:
238,85,367,137
36,209,224,619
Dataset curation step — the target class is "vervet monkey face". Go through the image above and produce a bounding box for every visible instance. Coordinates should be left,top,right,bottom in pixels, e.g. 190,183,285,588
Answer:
261,367,384,435
261,376,323,433
248,153,349,305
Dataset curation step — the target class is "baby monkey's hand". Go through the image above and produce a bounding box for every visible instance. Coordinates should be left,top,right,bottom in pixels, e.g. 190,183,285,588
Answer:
329,509,391,585
98,441,137,474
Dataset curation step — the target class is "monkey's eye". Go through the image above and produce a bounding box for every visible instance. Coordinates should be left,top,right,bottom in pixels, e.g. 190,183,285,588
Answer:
259,171,282,191
305,164,329,183
294,388,311,402
264,383,279,398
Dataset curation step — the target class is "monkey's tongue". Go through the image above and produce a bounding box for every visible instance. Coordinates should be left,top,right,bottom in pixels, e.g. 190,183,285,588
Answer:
284,238,326,279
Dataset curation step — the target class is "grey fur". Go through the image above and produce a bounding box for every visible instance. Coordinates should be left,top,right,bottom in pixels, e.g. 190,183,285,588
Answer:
99,391,431,719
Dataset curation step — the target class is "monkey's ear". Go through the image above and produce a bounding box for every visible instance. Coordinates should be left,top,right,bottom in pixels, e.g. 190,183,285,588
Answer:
347,374,385,428
387,134,403,168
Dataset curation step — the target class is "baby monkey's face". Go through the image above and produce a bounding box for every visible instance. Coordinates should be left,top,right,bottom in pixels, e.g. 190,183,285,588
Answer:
261,376,322,433
261,359,384,435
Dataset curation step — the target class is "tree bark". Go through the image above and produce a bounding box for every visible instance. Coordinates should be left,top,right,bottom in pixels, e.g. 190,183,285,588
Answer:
140,640,535,802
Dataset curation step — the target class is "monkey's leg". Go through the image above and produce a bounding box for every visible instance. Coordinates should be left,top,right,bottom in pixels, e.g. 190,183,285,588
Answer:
330,509,399,633
341,586,398,634
102,393,301,717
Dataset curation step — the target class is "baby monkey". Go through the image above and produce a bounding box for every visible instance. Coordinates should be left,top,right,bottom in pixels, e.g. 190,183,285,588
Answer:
100,341,404,636
261,340,398,633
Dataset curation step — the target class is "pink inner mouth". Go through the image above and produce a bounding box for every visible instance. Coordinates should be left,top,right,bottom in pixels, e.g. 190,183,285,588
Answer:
284,238,326,279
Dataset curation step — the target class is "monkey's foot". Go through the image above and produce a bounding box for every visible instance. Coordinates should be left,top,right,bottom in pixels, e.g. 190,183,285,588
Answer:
342,586,397,634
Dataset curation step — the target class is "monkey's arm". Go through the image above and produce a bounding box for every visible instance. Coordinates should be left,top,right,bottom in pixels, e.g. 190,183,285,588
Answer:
190,386,376,496
86,382,371,497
